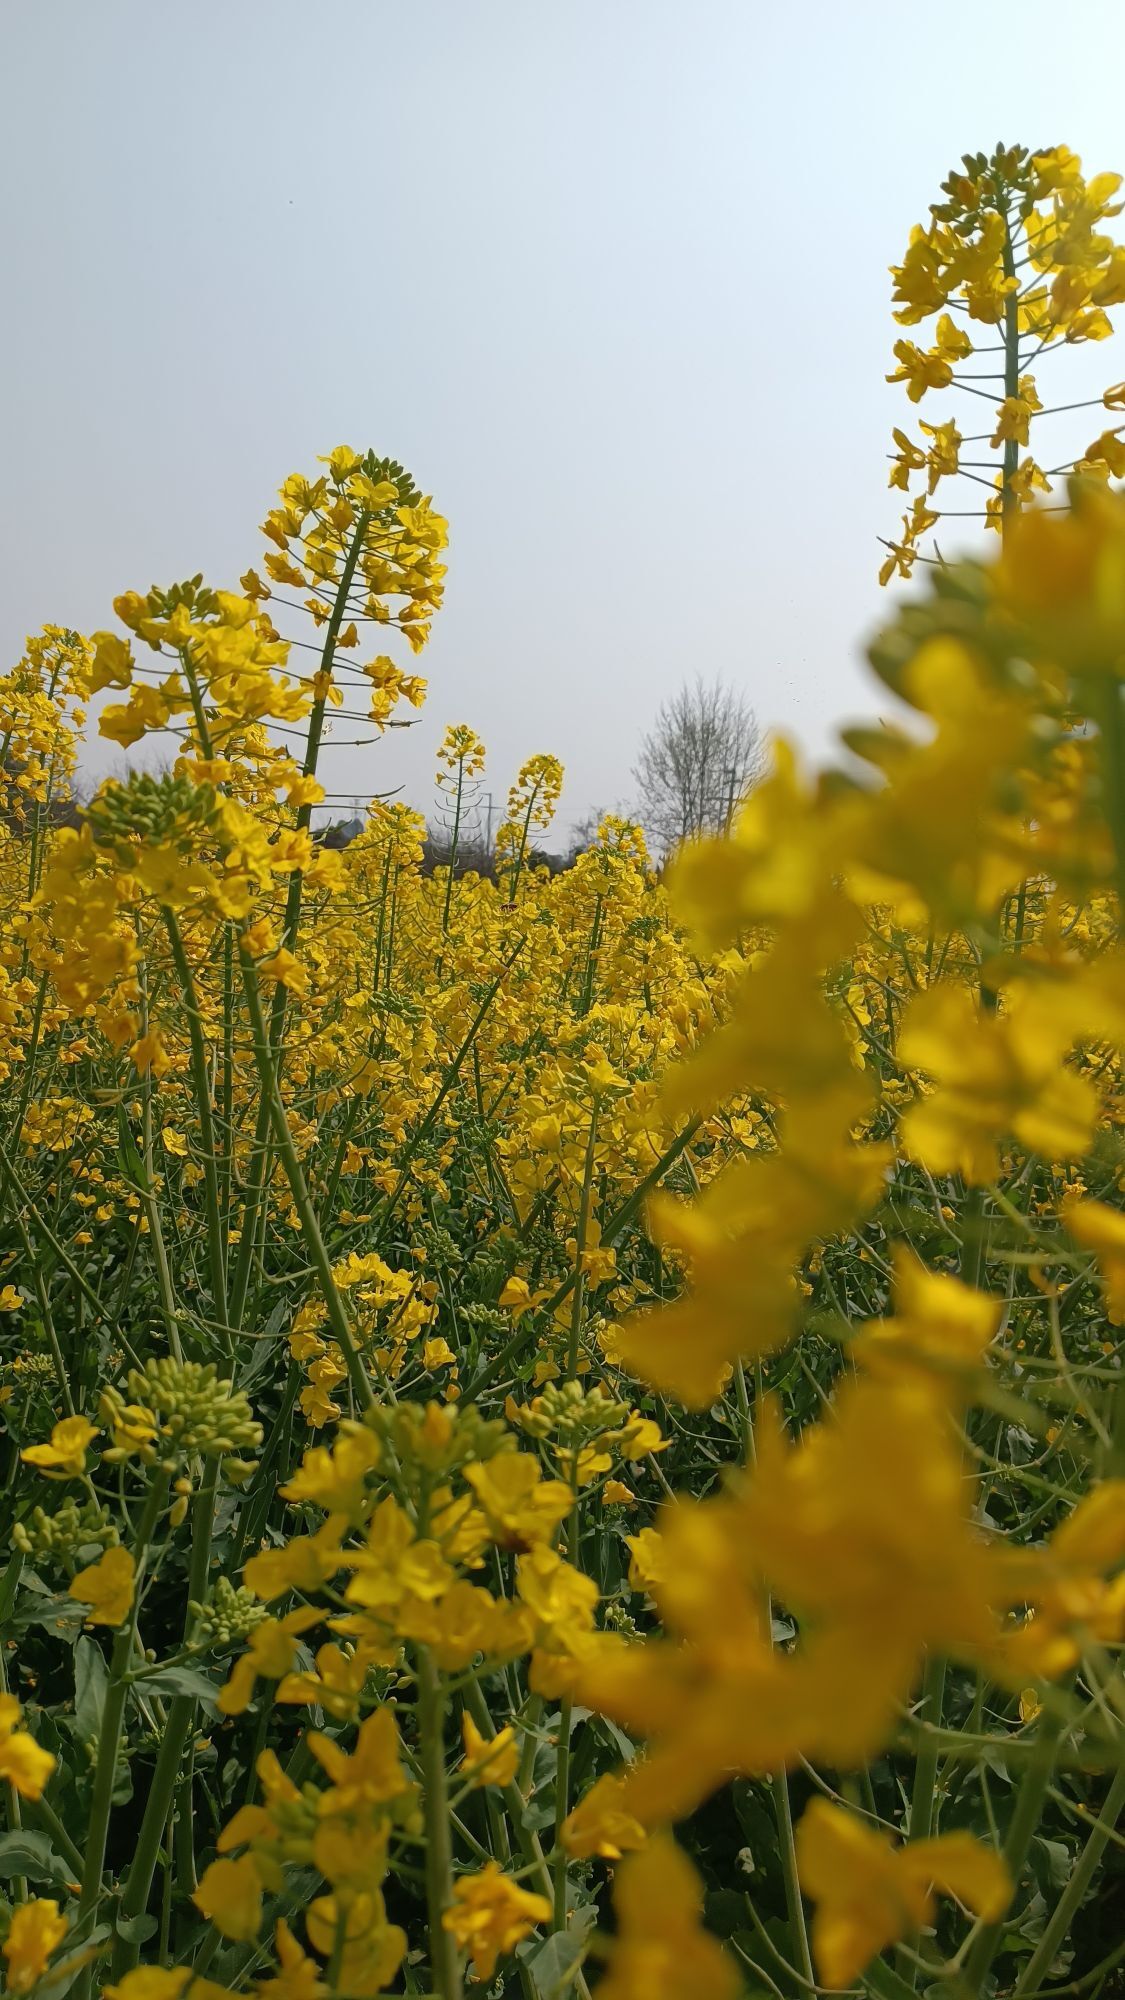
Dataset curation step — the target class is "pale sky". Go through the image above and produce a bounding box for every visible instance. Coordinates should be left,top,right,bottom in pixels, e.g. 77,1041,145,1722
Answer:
4,0,1125,845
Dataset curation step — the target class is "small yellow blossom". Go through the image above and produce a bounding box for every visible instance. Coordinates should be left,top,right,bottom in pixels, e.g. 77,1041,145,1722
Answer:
796,1800,1011,1987
0,1696,55,1801
2,1900,68,1994
460,1713,519,1789
194,1853,263,1941
69,1545,135,1627
596,1836,741,2000
442,1863,551,1981
21,1414,98,1478
464,1453,572,1550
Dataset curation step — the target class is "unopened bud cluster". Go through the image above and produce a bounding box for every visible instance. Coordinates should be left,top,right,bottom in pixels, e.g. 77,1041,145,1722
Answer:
84,770,220,862
189,1575,270,1653
12,1497,118,1567
369,1397,507,1479
514,1380,630,1447
99,1359,262,1470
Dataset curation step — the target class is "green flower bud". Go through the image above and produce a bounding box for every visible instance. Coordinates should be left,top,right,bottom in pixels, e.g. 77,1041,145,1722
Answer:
11,1497,119,1568
190,1576,270,1654
99,1358,262,1469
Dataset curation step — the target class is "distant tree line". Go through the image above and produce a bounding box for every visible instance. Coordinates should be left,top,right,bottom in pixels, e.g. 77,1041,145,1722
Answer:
46,674,762,874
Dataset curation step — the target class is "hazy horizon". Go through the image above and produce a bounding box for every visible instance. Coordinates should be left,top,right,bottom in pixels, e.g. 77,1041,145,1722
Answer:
4,0,1125,845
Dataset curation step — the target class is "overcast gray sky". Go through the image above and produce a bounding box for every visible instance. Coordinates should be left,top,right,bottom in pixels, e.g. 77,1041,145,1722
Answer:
4,0,1125,844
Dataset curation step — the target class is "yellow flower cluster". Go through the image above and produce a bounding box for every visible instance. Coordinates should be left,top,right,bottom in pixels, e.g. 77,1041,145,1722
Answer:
883,144,1125,580
3,210,1125,2000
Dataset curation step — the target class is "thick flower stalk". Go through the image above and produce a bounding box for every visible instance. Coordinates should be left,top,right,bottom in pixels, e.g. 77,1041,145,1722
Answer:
882,143,1125,578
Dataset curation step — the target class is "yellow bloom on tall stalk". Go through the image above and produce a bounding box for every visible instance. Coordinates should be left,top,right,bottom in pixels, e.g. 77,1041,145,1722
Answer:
595,1836,742,2000
21,1412,97,1477
103,1973,234,2000
215,1608,321,1716
496,752,565,890
463,1452,573,1547
1064,1196,1125,1320
881,143,1125,580
995,473,1125,672
436,722,486,782
305,1889,406,1993
68,1544,136,1627
460,1712,519,1789
852,1248,1000,1388
795,1800,1011,1987
0,1695,55,1800
441,1863,551,1982
561,1770,646,1859
307,1706,411,1810
1,1900,69,1994
899,980,1098,1183
6,263,1125,2000
194,1853,263,1942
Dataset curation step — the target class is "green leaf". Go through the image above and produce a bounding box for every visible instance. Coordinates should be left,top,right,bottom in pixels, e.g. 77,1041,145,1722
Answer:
1031,1836,1073,1894
116,1106,150,1191
12,1593,83,1642
0,1551,24,1627
237,1335,282,1393
863,1953,927,2000
138,1665,220,1710
115,1914,158,1945
0,1830,77,1889
519,1903,596,1998
705,1888,749,1939
74,1635,109,1745
588,1714,635,1762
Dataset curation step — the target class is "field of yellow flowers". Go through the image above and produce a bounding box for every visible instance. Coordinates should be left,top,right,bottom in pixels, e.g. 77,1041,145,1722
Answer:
2,140,1125,2000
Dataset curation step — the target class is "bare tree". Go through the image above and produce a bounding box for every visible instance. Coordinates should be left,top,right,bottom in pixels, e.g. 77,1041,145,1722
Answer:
564,807,606,862
632,676,763,857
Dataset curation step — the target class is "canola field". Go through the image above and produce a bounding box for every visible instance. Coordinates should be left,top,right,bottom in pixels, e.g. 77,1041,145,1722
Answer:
1,141,1125,2000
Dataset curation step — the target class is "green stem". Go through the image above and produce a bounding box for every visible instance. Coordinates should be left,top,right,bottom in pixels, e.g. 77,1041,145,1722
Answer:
961,1703,1068,1994
28,1793,84,1880
373,941,524,1242
239,951,374,1409
441,762,465,940
1011,1761,1125,1998
164,910,228,1331
283,513,370,953
221,925,235,1234
110,1460,221,1974
12,972,49,1138
908,1652,948,1844
462,1681,553,1903
3,1195,75,1416
417,1647,463,2000
133,962,185,1363
576,896,603,1020
76,1469,171,1934
552,1699,573,1931
1089,673,1125,1471
227,514,369,1326
507,789,540,902
771,1768,815,1990
565,1105,598,1380
734,1364,815,1989
551,1113,598,1931
461,1115,702,1404
903,1650,948,1987
0,1648,26,1901
999,205,1021,535
0,1136,138,1360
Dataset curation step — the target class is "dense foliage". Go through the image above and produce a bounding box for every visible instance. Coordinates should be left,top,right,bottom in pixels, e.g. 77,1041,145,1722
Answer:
2,142,1125,2000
